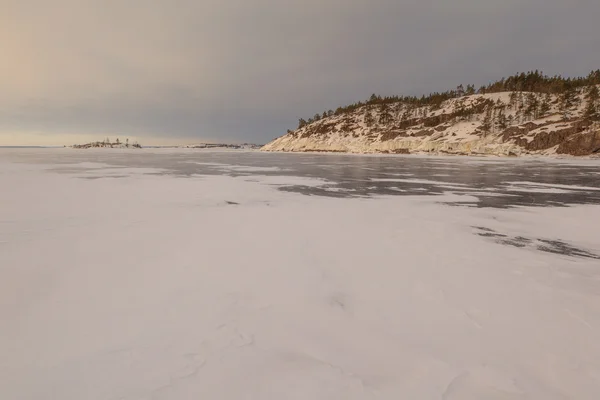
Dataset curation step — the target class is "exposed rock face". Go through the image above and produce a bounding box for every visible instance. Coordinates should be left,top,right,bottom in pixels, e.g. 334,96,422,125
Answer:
262,88,600,157
501,120,593,152
557,130,600,156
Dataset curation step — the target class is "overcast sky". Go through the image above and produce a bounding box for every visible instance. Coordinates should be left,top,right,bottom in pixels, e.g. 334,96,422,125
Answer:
2,0,599,145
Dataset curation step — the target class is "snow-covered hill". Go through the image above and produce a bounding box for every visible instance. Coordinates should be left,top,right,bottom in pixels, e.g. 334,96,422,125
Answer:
263,89,600,156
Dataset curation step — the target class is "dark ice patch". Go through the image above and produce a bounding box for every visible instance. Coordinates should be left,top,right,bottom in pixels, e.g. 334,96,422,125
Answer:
473,227,599,260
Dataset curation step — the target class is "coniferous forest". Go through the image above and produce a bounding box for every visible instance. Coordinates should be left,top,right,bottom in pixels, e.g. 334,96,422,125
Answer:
296,70,600,129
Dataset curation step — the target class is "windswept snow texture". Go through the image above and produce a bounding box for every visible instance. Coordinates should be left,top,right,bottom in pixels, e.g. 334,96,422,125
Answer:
2,148,600,400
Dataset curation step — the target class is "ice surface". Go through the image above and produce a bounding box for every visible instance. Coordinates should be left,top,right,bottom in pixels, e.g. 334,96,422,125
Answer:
505,181,600,191
371,178,468,186
503,186,576,194
1,150,600,399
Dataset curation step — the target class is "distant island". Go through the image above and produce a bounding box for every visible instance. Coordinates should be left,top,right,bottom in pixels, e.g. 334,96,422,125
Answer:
71,138,142,149
70,139,263,150
263,70,600,157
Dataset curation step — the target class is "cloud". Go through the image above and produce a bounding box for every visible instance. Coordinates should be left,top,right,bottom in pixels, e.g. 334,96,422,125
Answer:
1,0,599,145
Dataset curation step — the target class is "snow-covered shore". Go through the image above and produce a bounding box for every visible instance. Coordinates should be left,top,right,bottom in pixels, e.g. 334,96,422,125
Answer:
1,151,600,399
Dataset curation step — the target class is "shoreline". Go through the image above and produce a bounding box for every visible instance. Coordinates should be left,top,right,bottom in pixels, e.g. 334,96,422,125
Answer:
2,146,599,163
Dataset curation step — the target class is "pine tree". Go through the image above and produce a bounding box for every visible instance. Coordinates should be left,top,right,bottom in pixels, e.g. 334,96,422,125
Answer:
573,90,582,110
497,109,508,130
559,89,577,120
539,93,551,117
524,93,539,120
364,109,375,127
455,100,466,121
298,118,307,129
481,106,493,134
517,92,525,111
509,92,518,109
379,104,393,125
466,84,476,95
585,85,599,103
584,86,599,120
512,93,525,123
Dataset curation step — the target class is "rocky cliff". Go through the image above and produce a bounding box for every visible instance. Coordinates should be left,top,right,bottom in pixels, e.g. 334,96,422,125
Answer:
262,89,600,157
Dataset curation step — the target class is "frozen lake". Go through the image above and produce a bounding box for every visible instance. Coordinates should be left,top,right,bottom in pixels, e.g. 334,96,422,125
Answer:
5,147,600,207
1,148,600,399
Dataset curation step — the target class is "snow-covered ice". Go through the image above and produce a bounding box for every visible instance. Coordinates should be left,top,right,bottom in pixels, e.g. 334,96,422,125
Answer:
505,181,600,192
1,149,600,399
371,178,468,186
